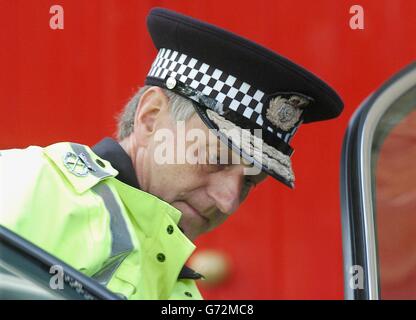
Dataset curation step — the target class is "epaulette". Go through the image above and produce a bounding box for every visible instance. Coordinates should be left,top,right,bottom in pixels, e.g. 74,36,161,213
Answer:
44,142,118,194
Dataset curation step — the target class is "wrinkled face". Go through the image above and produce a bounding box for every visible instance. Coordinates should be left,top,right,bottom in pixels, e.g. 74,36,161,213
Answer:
124,87,267,241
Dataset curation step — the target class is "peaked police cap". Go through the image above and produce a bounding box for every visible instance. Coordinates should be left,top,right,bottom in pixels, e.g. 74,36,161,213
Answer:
145,7,344,188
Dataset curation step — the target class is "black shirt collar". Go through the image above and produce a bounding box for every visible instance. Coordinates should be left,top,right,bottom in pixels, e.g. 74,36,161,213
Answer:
92,137,203,281
92,137,140,189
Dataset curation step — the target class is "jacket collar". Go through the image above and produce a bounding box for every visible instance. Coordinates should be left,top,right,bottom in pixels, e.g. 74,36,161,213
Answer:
92,137,140,189
92,137,203,281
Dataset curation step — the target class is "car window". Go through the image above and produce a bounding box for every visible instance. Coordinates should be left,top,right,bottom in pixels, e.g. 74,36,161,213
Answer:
0,265,59,300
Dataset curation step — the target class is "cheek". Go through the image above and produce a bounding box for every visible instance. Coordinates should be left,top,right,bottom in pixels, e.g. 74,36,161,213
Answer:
149,164,178,199
149,163,201,200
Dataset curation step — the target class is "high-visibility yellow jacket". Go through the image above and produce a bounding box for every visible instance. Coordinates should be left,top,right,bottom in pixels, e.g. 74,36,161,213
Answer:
0,142,203,300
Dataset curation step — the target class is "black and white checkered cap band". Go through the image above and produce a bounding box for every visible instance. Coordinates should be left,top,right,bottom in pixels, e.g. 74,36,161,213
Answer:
147,48,301,144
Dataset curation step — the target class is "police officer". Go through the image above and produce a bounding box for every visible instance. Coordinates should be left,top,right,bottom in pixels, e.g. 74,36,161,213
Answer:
0,8,343,299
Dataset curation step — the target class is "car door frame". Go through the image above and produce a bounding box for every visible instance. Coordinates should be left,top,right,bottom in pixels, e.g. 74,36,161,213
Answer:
340,62,416,300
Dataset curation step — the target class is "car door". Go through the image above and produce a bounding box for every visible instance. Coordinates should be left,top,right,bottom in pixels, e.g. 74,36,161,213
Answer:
341,62,416,299
0,225,121,300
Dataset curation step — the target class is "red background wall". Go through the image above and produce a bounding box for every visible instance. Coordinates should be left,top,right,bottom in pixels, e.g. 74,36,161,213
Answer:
0,0,415,299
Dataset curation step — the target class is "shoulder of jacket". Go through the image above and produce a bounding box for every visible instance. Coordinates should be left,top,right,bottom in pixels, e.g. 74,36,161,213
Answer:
43,142,119,194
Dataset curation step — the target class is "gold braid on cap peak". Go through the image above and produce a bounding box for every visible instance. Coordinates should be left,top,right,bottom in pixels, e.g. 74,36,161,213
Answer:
206,109,295,183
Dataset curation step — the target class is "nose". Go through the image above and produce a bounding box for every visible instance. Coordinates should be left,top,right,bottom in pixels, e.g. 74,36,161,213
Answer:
206,167,244,215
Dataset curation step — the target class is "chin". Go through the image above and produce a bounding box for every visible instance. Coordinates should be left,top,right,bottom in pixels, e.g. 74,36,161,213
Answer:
171,201,209,235
178,222,204,242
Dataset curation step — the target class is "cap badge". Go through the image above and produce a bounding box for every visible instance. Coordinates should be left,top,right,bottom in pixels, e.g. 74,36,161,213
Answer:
266,95,310,131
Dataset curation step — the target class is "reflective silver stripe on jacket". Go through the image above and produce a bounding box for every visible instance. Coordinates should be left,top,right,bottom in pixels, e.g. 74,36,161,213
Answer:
91,183,134,286
69,143,134,285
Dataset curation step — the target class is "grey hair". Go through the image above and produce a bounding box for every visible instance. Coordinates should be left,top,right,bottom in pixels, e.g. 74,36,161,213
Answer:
116,85,196,140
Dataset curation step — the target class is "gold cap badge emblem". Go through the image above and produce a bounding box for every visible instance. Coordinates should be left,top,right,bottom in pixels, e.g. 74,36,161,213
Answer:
266,95,310,131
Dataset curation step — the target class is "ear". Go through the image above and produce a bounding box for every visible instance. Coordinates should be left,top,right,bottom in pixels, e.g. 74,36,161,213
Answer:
133,86,170,146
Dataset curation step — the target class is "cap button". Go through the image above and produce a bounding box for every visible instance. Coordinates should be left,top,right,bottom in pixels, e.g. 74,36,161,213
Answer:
166,77,177,89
